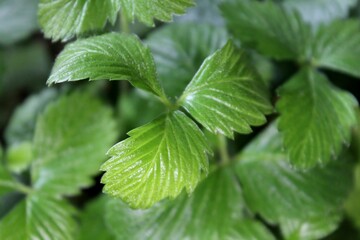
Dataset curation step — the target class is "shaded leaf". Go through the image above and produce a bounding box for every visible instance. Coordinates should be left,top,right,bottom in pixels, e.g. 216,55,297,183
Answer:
47,33,166,98
180,41,272,138
313,20,360,78
105,167,275,240
32,92,117,196
101,110,211,209
0,0,38,45
236,124,353,228
277,69,358,168
5,89,57,145
281,214,342,240
117,89,165,136
0,194,77,240
221,0,310,60
78,196,115,240
282,0,356,27
175,0,225,26
146,23,228,98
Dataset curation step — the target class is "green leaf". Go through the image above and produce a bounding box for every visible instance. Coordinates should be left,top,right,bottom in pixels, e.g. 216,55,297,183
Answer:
101,110,211,209
0,162,16,196
146,23,228,98
119,0,194,26
47,33,165,99
6,142,33,174
38,0,193,41
105,167,275,240
174,0,225,26
277,68,358,168
345,163,360,229
32,92,117,196
0,0,38,45
0,194,77,240
5,89,57,145
179,41,272,139
312,20,360,78
117,89,165,136
38,0,120,42
236,124,353,227
78,196,115,240
281,214,342,240
282,0,356,27
220,0,310,60
0,42,51,95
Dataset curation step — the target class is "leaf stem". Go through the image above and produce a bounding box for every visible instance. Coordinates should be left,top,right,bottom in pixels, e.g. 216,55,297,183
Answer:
218,134,230,165
120,10,130,34
0,181,32,194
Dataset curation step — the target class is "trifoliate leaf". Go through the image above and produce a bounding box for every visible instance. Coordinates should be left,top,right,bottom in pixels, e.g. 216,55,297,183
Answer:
0,194,77,240
38,0,120,42
6,142,33,174
0,0,38,45
47,33,166,99
78,196,115,240
281,214,342,240
236,124,353,226
179,41,272,139
5,89,57,145
32,92,117,196
105,167,275,240
101,110,211,209
277,68,358,168
312,20,360,78
119,0,194,26
146,23,228,98
282,0,356,27
221,0,310,60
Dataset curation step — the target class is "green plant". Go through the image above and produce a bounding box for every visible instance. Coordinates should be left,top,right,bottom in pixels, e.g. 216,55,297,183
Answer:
1,0,360,239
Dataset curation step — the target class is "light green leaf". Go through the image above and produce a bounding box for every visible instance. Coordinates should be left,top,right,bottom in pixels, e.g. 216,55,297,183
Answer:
0,0,38,45
282,0,356,27
277,68,358,168
0,194,77,240
281,214,342,240
32,92,117,196
5,89,57,145
101,110,211,209
6,142,33,174
120,0,194,26
105,167,275,240
146,23,228,98
236,124,353,227
38,0,120,42
312,20,360,78
78,196,115,240
179,41,272,139
47,33,165,98
220,0,310,60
